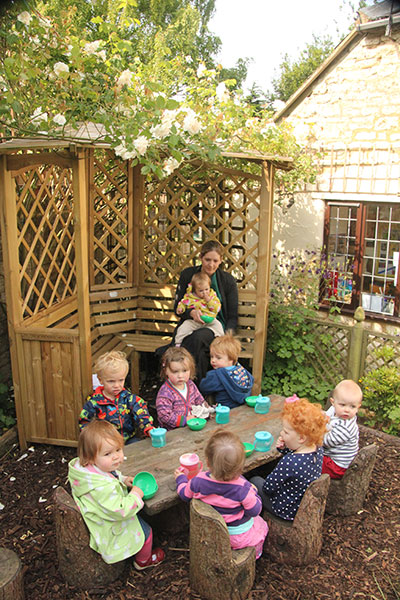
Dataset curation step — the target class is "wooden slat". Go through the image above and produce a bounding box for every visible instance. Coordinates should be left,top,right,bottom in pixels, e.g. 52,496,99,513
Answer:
22,296,78,328
90,298,138,314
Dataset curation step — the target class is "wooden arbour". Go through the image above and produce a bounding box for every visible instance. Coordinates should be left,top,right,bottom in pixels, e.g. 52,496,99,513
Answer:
0,139,292,448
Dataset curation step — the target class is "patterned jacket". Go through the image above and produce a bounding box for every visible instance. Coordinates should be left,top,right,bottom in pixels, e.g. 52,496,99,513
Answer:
156,379,204,430
79,387,154,442
177,284,221,318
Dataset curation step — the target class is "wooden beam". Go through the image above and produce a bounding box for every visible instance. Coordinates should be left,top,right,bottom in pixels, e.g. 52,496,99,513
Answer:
72,149,92,398
252,161,275,393
0,156,26,448
7,152,73,172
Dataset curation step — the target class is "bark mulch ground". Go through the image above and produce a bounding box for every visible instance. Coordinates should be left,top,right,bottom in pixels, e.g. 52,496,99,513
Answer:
1,386,399,599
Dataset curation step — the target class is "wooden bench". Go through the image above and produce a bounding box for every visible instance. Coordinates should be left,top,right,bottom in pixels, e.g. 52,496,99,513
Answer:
89,284,257,393
53,486,128,590
263,474,330,566
189,499,255,600
325,444,378,516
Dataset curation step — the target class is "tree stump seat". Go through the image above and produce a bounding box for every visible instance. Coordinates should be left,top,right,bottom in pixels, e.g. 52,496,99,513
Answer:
325,444,378,516
189,499,256,600
0,547,25,600
263,474,330,566
53,487,128,590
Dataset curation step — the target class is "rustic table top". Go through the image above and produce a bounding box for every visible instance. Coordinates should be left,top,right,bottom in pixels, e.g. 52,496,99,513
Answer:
121,395,285,515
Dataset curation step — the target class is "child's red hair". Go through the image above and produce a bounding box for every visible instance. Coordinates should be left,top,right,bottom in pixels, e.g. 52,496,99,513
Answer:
283,398,328,446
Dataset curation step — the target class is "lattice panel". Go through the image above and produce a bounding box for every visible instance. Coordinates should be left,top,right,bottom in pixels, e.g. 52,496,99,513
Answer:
362,331,400,375
305,321,351,387
14,164,76,319
91,150,129,286
143,166,261,288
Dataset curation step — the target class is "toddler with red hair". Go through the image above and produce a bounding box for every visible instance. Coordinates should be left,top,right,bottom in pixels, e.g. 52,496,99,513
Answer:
250,396,328,520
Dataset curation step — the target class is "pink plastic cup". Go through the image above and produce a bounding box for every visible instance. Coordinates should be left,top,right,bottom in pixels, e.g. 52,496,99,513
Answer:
179,453,203,479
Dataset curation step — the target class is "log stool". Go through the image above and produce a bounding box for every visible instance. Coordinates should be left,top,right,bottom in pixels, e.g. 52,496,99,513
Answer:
263,474,330,566
53,487,128,590
325,444,378,516
0,548,25,600
190,499,255,600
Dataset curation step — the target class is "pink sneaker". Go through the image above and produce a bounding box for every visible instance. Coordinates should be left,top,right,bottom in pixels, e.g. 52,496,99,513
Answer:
134,547,165,570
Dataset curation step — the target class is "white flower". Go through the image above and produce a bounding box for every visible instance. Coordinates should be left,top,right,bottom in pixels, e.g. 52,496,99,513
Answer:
197,63,206,78
134,135,149,156
162,109,179,127
114,143,128,157
97,50,107,61
114,143,136,161
17,12,32,26
116,69,134,89
53,62,69,76
216,82,229,103
151,121,171,139
31,107,48,124
121,150,136,160
163,157,180,176
31,35,40,45
183,111,201,135
84,40,101,55
53,113,66,126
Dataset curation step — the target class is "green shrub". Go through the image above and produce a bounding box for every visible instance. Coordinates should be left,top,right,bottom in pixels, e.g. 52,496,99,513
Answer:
360,347,400,435
262,248,338,403
0,380,16,432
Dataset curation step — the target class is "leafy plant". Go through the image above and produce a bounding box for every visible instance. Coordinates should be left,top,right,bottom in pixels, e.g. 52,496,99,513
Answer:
262,248,339,403
0,380,16,432
360,346,400,435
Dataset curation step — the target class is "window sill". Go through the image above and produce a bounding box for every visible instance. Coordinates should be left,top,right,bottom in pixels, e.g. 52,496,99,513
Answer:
318,303,400,324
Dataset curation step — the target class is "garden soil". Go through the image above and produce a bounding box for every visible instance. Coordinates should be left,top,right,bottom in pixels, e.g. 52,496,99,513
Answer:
1,375,399,599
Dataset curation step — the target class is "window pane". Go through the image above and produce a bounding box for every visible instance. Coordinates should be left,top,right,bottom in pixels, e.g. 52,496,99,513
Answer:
324,205,356,304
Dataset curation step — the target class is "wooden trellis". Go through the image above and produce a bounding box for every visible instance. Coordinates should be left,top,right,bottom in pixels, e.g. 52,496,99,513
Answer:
0,140,292,448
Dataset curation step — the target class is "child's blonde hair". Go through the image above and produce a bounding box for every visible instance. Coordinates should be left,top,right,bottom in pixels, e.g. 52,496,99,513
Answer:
78,420,124,467
94,350,129,379
210,334,241,363
160,346,195,379
191,272,211,294
332,379,363,404
283,398,328,446
205,428,245,481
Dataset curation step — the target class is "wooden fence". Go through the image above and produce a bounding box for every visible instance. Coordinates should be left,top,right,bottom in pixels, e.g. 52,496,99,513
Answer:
304,308,400,387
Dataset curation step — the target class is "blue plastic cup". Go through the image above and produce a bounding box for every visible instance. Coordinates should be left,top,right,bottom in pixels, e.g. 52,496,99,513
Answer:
255,396,271,414
254,431,273,452
215,405,230,424
150,427,167,448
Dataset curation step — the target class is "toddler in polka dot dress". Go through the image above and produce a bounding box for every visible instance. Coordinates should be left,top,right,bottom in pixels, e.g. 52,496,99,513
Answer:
251,396,329,521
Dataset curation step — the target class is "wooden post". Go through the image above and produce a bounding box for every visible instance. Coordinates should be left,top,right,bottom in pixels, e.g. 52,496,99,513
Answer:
132,165,144,287
72,149,92,398
0,548,25,600
252,161,275,393
0,156,26,449
347,306,365,381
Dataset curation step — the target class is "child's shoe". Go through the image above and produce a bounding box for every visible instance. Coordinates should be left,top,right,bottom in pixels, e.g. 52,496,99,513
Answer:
134,547,165,570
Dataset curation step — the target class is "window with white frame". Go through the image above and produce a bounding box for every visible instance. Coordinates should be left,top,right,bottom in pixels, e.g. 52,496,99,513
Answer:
322,202,400,318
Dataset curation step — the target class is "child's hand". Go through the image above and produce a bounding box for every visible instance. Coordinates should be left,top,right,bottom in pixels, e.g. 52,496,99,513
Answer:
174,467,186,479
276,436,286,449
124,476,134,488
177,305,184,314
130,485,144,498
190,309,203,324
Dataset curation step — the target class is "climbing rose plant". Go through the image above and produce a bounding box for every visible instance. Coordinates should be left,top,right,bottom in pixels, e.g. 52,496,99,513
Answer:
0,6,317,196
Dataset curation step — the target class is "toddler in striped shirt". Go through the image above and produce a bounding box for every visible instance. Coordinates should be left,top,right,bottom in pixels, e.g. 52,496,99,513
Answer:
322,379,363,479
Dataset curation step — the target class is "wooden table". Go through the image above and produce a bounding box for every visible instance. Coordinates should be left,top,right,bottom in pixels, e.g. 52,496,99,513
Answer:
122,395,284,515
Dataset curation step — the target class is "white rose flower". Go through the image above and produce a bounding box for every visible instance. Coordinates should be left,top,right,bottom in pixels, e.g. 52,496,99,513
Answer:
97,50,107,61
162,109,179,127
31,107,48,124
197,63,206,78
163,157,180,176
133,136,149,156
53,62,69,76
84,40,101,54
151,122,171,139
116,69,134,89
114,143,127,157
121,150,136,160
53,113,66,126
17,12,32,26
183,112,201,135
216,82,229,103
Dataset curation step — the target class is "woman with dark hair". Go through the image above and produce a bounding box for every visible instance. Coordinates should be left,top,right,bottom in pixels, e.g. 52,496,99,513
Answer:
173,240,239,381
